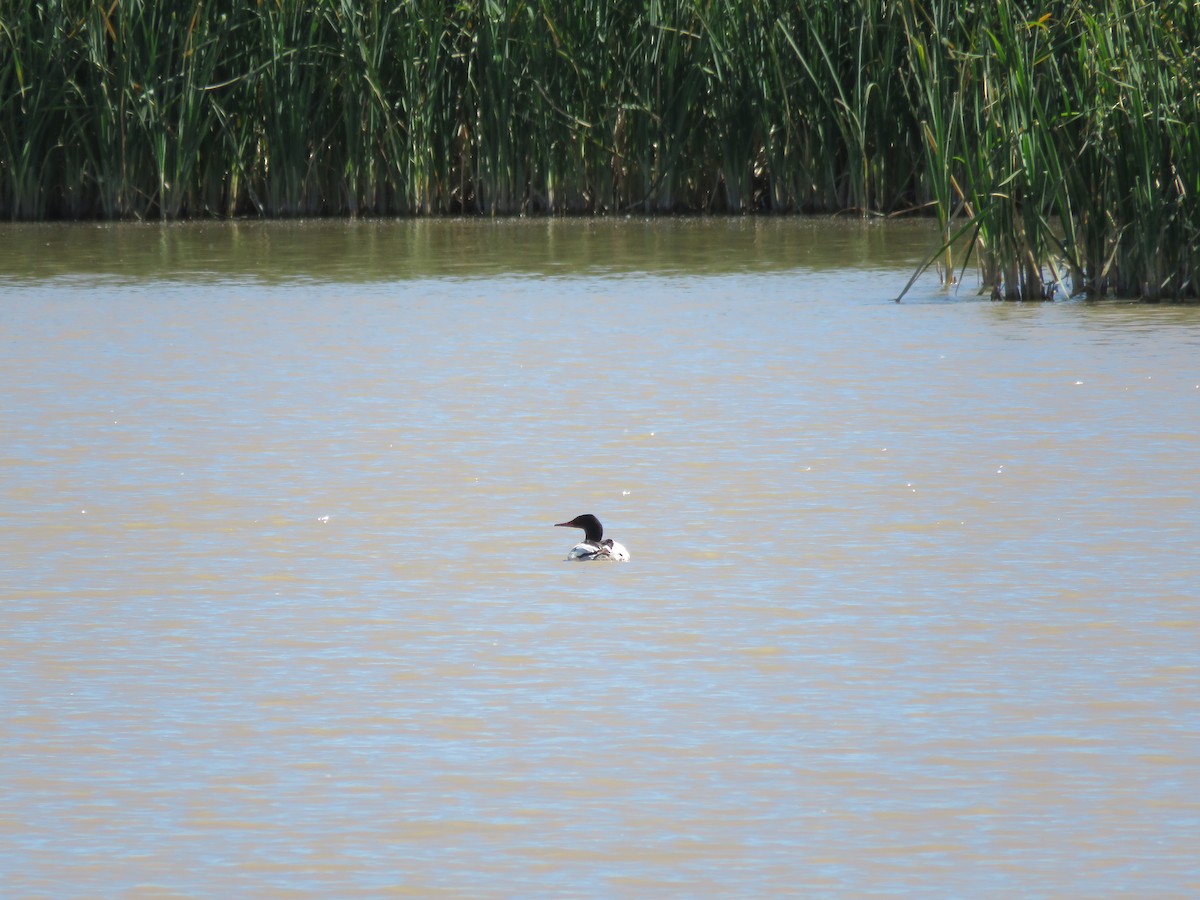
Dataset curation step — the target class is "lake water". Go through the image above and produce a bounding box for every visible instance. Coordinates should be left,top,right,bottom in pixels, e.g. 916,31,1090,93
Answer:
2,218,1198,897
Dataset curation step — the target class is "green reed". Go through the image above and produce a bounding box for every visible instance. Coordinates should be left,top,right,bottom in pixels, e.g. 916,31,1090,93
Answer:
896,0,1200,300
0,0,1196,298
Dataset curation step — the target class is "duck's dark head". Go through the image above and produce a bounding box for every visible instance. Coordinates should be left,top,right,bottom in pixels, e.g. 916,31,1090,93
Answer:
555,513,604,543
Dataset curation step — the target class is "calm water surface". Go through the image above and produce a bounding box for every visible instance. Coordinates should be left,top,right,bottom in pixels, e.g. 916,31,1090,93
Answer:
2,219,1198,897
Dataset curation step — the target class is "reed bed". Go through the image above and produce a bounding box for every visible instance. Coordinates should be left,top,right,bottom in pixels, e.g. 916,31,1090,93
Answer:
1,0,1197,298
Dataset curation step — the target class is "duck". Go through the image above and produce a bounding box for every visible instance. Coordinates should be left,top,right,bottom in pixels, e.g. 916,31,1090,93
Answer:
555,514,630,561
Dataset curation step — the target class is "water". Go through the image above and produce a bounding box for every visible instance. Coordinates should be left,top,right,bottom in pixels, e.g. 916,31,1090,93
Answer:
2,219,1198,897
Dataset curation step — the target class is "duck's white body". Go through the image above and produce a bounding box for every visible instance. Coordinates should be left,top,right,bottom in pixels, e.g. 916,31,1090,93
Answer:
566,539,630,562
556,514,630,562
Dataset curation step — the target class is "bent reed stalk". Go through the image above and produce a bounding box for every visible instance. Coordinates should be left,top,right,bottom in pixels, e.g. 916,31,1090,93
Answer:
1,0,1197,299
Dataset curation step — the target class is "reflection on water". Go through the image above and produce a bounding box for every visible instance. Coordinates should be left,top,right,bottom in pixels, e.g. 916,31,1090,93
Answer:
0,216,935,284
2,220,1198,896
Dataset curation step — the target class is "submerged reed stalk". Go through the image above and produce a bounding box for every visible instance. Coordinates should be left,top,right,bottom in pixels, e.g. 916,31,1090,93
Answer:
0,0,1196,298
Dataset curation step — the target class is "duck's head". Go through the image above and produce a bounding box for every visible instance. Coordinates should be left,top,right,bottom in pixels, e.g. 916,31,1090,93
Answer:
555,513,604,543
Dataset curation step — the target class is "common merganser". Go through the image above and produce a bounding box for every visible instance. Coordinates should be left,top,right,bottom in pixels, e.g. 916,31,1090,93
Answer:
555,514,630,561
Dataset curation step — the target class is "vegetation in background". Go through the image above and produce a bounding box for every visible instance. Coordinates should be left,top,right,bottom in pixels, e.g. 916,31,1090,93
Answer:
1,0,1197,299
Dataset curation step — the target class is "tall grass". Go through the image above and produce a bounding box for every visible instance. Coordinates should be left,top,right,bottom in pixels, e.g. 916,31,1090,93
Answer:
895,0,1200,300
1,0,1196,298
